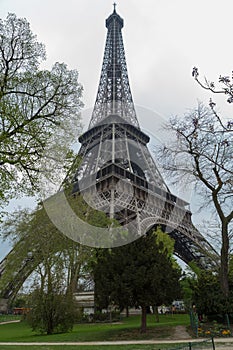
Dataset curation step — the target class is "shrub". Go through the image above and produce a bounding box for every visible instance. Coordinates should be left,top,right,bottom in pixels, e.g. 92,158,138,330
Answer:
26,289,77,334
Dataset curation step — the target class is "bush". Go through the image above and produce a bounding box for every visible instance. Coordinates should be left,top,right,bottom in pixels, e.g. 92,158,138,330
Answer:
26,289,77,334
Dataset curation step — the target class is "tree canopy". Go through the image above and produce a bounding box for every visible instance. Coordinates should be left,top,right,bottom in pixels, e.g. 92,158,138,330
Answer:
0,13,83,206
92,228,182,333
0,190,114,301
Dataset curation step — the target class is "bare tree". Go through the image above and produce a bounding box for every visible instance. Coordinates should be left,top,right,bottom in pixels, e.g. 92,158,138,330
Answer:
157,102,232,298
192,66,233,105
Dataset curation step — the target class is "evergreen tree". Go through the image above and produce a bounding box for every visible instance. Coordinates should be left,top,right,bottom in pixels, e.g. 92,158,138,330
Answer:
93,229,182,333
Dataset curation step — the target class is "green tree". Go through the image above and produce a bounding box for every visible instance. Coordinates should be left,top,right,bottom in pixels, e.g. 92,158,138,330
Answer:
27,287,76,335
192,271,225,316
0,13,83,206
0,192,113,302
26,245,77,335
0,203,95,333
0,201,94,300
93,247,134,314
179,264,200,312
191,256,233,317
93,229,182,333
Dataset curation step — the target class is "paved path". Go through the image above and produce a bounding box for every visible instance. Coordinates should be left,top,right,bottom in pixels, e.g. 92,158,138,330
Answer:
0,320,20,325
0,338,232,347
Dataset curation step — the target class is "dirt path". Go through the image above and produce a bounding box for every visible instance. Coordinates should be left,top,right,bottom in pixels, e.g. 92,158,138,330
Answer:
172,325,191,339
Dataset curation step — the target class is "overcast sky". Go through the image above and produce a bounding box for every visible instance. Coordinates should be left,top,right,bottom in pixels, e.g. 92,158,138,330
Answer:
1,0,232,258
1,0,233,116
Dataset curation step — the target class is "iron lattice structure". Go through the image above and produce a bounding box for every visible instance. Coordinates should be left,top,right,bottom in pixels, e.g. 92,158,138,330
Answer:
70,7,218,265
0,250,35,300
89,7,139,129
0,7,218,302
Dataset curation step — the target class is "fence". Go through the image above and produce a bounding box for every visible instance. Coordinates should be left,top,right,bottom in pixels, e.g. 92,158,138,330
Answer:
190,311,198,337
165,337,215,350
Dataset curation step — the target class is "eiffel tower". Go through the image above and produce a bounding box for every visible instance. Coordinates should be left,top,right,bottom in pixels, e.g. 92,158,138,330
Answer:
0,7,218,303
67,5,217,266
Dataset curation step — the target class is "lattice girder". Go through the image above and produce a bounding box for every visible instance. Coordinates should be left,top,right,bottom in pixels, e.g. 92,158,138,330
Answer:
89,9,139,128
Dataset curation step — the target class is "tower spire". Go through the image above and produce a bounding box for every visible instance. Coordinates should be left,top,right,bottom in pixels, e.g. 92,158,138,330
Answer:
88,7,139,129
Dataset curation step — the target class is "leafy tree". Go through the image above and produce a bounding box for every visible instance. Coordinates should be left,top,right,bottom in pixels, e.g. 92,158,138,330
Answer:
0,201,96,333
0,190,114,302
180,275,194,311
0,199,95,300
180,262,204,312
192,271,227,316
0,13,83,206
157,101,232,298
93,247,134,314
191,270,233,318
93,229,182,333
0,185,119,330
27,287,76,335
26,247,77,335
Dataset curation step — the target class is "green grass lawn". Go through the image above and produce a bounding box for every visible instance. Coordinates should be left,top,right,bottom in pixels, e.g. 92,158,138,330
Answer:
0,314,190,343
0,346,180,350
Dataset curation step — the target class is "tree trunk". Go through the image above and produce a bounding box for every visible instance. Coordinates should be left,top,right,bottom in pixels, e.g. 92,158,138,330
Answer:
46,305,54,335
46,262,54,335
47,315,53,335
212,191,230,299
126,306,129,317
68,262,81,294
220,221,229,298
140,305,147,333
154,306,159,323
